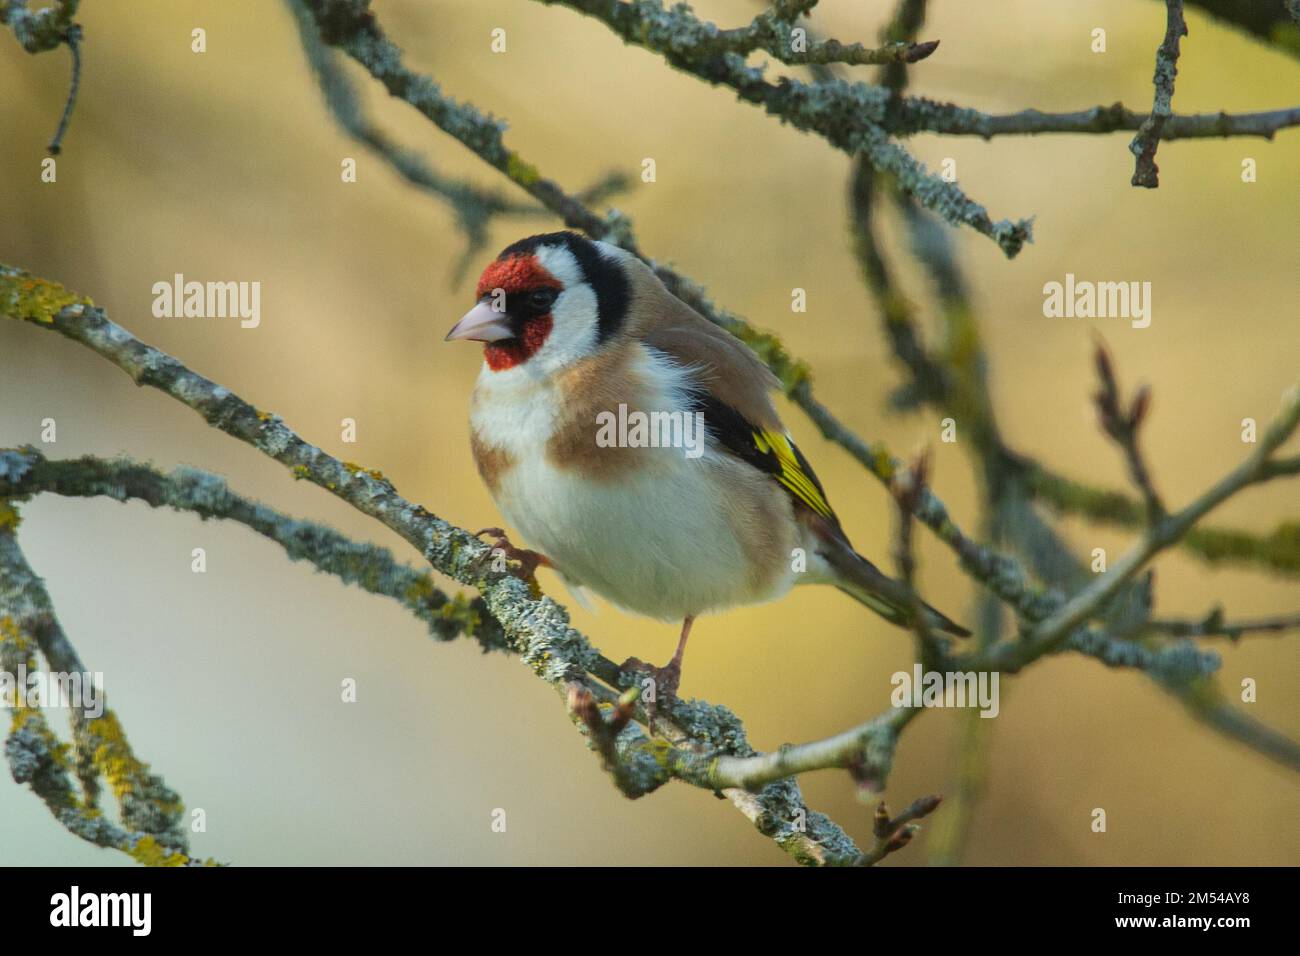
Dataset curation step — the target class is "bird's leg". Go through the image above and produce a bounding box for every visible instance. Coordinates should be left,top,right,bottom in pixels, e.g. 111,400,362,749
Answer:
621,615,694,733
473,527,553,585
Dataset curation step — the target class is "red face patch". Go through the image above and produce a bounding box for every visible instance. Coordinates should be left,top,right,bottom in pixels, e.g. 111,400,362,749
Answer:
484,314,554,371
475,254,563,371
476,254,563,299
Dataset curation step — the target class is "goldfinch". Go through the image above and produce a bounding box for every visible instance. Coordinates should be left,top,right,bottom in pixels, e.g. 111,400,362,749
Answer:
447,232,969,710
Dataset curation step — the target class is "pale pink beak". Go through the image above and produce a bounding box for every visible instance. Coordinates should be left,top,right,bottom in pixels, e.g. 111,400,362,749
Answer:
445,301,515,343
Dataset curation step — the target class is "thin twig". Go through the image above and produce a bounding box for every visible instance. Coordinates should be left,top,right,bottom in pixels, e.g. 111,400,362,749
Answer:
1131,0,1189,187
858,794,942,865
898,100,1300,140
1092,341,1165,522
285,0,626,283
1,1,84,153
532,0,1032,257
1144,609,1300,641
1015,456,1300,576
986,387,1300,671
46,21,80,155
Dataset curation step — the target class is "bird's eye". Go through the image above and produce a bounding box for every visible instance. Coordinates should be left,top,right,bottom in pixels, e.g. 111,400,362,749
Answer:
526,288,558,311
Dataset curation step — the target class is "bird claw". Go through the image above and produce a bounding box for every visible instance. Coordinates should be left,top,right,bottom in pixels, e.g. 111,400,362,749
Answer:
619,655,681,735
473,527,551,589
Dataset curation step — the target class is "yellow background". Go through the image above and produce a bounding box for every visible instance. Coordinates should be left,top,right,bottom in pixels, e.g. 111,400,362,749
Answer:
1,0,1297,865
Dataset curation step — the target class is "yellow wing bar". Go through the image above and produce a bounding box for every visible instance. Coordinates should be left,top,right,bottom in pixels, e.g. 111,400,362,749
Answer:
751,430,836,521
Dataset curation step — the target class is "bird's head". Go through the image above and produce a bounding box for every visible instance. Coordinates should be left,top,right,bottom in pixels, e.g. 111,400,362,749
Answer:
446,232,632,376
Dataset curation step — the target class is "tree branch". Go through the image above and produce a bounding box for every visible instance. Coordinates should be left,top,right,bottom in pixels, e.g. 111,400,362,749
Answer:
1131,0,1189,187
532,0,1032,257
0,265,874,866
892,99,1300,140
1092,341,1165,522
0,447,506,651
705,706,918,793
1,0,83,153
285,0,627,284
0,0,77,52
987,387,1300,671
1015,457,1300,576
0,505,215,865
859,794,943,865
1144,609,1300,641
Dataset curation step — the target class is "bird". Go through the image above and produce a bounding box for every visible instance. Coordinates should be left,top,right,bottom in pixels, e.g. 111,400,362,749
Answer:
446,231,969,720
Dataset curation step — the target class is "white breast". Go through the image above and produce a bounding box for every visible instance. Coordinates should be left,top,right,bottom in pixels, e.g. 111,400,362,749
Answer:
470,347,797,621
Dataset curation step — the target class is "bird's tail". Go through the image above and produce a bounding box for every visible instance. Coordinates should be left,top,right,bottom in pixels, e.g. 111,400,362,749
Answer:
832,549,971,638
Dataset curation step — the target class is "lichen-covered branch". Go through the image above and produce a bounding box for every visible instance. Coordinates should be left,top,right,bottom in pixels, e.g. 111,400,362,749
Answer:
881,180,1298,771
706,706,918,793
1,0,82,152
843,47,1294,784
1143,609,1300,641
6,0,1298,864
545,0,940,68
290,0,1293,612
1016,458,1300,577
897,99,1300,140
1131,0,1189,187
1176,676,1300,769
285,0,627,283
284,1,1053,633
986,387,1300,672
0,0,77,52
0,265,872,866
1,506,214,865
533,0,1032,257
849,159,954,412
294,0,1030,259
0,447,505,651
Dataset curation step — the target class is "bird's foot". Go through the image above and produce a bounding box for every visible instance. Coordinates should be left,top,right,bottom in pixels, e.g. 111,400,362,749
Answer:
619,655,681,735
473,527,552,592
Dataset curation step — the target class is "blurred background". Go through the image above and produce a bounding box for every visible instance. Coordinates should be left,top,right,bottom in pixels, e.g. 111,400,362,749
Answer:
1,0,1297,865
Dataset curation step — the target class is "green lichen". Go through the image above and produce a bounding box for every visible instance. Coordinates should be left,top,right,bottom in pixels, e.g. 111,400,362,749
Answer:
403,574,436,604
437,591,482,635
1026,465,1300,577
0,268,93,324
1185,520,1300,575
644,736,675,768
342,460,389,483
7,704,73,775
128,835,190,867
0,501,20,532
872,446,896,480
727,322,812,395
505,152,540,186
85,711,184,819
0,614,34,660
